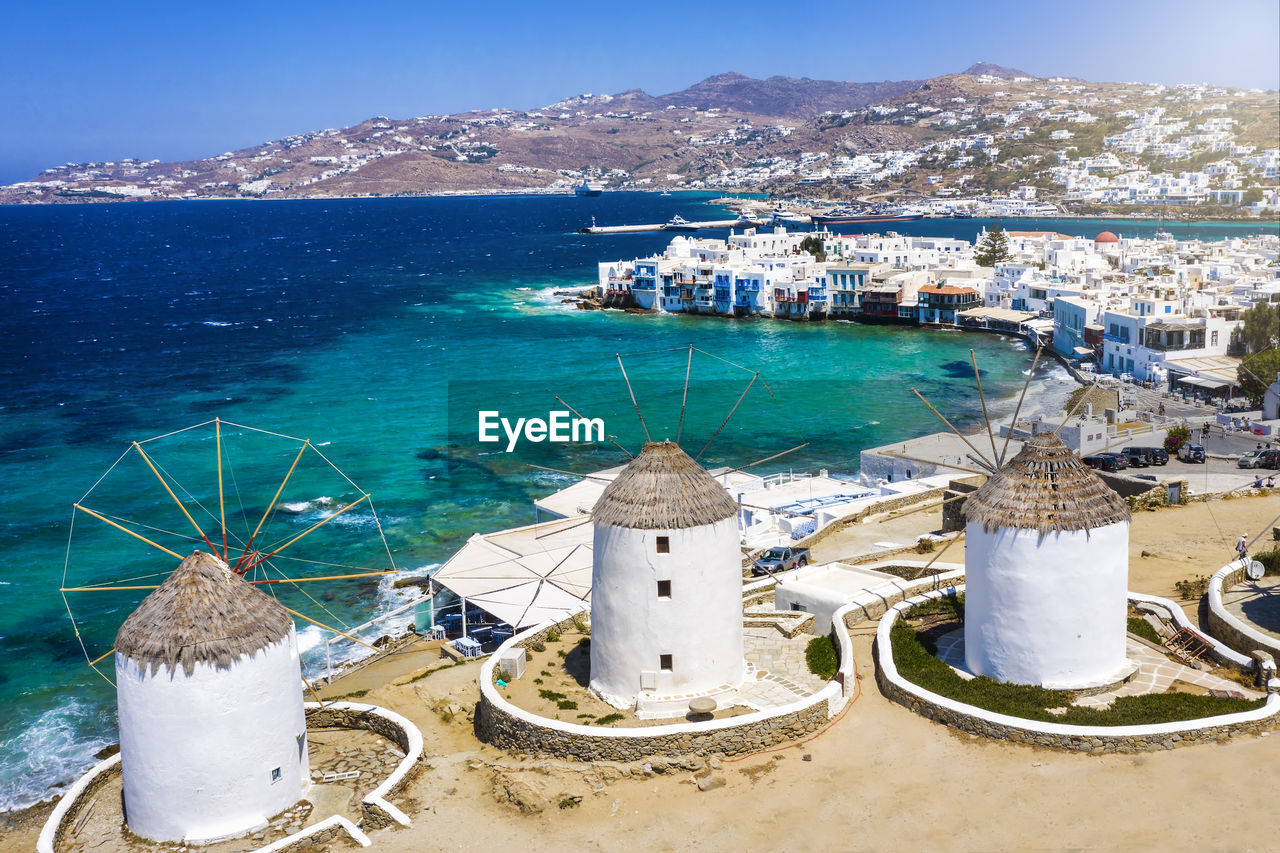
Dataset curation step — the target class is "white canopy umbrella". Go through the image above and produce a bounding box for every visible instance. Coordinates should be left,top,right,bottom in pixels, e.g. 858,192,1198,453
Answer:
431,517,593,628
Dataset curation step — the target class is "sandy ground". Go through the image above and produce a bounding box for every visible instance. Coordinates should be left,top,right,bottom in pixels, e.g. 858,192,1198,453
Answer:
8,495,1280,853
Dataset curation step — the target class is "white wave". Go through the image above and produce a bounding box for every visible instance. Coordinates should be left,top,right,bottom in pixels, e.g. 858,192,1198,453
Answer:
279,496,337,513
0,700,114,814
293,563,441,680
295,624,326,654
201,320,235,327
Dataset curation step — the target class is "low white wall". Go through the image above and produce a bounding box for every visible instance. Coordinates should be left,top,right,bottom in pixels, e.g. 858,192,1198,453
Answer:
1207,560,1280,661
478,608,851,758
39,701,420,853
877,586,1280,751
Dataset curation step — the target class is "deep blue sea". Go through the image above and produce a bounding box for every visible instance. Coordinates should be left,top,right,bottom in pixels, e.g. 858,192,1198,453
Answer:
0,192,1273,811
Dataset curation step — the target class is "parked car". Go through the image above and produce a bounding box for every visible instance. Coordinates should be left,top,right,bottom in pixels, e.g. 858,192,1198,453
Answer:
1099,452,1128,470
1178,444,1207,463
1083,454,1121,472
1132,446,1169,465
751,546,810,576
1239,450,1265,468
1259,449,1280,470
1119,447,1152,467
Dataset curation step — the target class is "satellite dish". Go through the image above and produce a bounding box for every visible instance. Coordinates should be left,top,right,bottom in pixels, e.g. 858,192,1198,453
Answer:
1247,561,1266,581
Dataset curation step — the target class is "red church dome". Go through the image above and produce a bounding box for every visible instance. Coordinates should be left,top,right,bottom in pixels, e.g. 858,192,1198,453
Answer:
1094,231,1119,243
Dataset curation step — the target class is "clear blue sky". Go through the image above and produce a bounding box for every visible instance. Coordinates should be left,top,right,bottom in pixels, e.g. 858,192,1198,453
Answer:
2,0,1277,184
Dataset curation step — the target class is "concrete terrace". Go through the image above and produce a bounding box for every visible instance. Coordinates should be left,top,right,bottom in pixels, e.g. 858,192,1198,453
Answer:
1220,576,1280,642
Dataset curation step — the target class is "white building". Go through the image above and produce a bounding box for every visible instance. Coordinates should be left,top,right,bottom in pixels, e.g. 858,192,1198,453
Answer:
962,433,1132,689
588,441,745,712
114,551,309,843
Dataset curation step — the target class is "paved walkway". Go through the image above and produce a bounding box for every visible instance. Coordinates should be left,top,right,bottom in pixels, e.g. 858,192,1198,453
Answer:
933,629,1259,708
1221,576,1280,642
738,629,828,710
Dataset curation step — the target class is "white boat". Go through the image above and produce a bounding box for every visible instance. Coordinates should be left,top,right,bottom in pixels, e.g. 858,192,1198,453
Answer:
575,179,604,197
663,215,699,232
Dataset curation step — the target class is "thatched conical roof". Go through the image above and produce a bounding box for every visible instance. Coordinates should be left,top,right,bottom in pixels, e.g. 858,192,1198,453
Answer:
115,550,294,676
593,440,738,530
963,432,1130,535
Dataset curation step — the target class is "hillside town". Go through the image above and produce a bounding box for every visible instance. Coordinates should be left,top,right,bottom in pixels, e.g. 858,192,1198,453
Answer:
593,226,1280,393
2,68,1275,215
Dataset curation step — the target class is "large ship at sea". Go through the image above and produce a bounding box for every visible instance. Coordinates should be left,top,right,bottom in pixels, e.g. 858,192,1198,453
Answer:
574,179,605,197
810,206,923,227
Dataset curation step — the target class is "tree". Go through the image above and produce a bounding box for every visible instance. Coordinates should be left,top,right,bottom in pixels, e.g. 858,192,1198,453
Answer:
1238,349,1280,402
974,224,1012,267
1243,186,1264,205
1239,302,1280,354
799,234,826,262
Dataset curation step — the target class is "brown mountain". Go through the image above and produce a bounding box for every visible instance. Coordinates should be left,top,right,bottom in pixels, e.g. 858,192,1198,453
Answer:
961,62,1031,79
652,71,925,118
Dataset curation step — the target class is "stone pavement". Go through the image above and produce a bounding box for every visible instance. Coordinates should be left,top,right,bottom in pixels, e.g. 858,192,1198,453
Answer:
738,629,828,710
1221,576,1280,642
932,629,1260,708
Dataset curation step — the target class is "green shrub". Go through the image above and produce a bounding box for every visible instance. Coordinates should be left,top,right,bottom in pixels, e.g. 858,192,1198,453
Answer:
901,593,965,621
1174,575,1209,601
557,699,578,710
1164,425,1191,455
1256,547,1280,574
594,713,624,725
914,539,936,554
891,620,1263,725
530,641,546,653
546,630,562,643
1126,617,1162,645
495,669,511,683
805,635,839,681
538,689,567,702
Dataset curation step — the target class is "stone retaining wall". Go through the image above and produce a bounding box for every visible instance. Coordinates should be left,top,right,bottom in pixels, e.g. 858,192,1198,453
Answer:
1207,560,1280,661
476,608,847,761
477,691,831,760
875,587,1280,753
304,702,422,830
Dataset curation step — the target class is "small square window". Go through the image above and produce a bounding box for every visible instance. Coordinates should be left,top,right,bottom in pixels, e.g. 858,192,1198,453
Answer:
656,536,669,554
657,580,672,598
270,767,282,783
659,654,673,671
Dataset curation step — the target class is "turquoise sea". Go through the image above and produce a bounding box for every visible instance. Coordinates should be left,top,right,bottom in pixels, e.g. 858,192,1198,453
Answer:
0,192,1273,812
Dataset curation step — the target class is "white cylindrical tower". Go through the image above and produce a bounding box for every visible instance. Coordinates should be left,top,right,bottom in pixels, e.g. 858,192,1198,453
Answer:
962,432,1132,689
115,551,309,843
589,440,745,708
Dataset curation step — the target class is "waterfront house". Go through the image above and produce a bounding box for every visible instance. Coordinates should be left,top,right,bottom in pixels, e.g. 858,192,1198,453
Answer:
631,259,659,310
918,282,981,325
860,282,907,323
826,262,876,318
